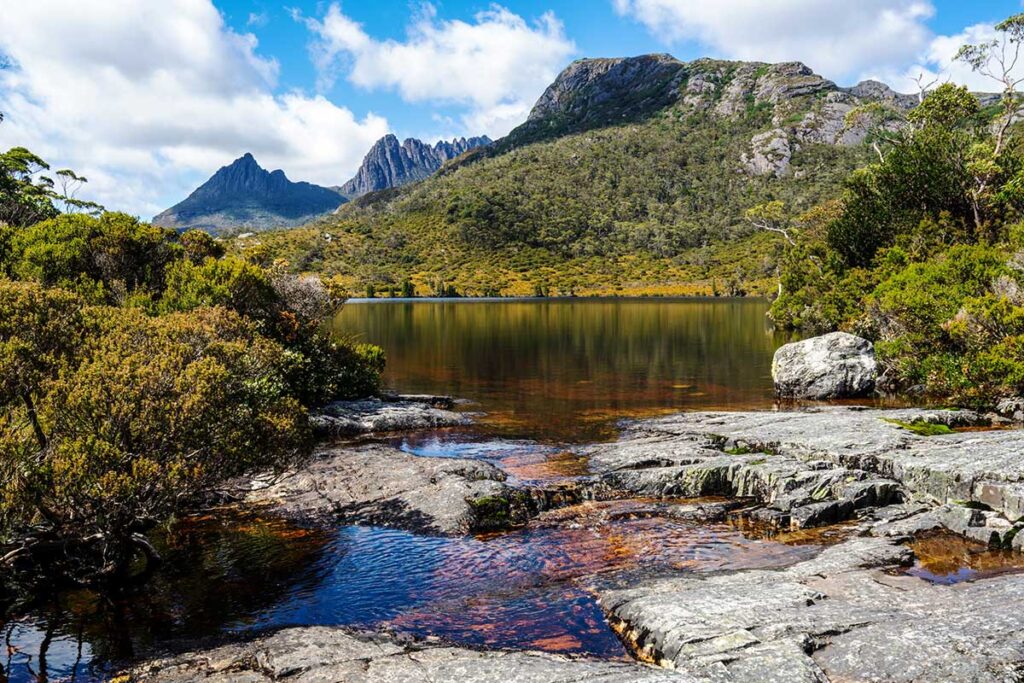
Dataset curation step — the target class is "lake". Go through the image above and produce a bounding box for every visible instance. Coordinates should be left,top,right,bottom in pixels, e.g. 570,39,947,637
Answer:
3,298,818,682
336,297,784,441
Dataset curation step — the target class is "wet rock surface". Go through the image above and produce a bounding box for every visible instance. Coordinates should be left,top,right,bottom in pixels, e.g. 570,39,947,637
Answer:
311,395,470,437
245,444,521,535
586,407,1024,531
126,627,681,682
771,332,877,399
134,406,1024,681
600,536,1024,682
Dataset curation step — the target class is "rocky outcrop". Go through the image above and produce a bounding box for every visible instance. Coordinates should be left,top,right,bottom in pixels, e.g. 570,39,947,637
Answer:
339,134,491,198
586,420,903,530
126,626,679,682
772,332,877,399
244,444,523,535
600,535,1024,681
310,395,470,438
152,153,344,234
513,54,686,145
587,407,1024,536
741,128,792,177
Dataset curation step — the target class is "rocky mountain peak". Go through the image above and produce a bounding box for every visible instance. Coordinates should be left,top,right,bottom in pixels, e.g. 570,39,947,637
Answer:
506,54,686,146
339,134,492,198
152,153,344,233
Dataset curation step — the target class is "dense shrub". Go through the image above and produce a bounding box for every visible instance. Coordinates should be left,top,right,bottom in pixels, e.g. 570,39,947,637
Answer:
0,207,383,579
12,212,180,302
1,289,311,577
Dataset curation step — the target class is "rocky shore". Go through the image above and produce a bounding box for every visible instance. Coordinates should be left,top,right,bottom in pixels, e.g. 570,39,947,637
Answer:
129,385,1024,681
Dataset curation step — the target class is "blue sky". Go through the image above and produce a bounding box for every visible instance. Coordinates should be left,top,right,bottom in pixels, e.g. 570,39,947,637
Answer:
0,0,1021,217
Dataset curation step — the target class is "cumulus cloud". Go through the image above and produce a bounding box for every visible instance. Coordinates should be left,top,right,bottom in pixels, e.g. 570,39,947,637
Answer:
870,23,1024,95
301,3,576,137
611,0,935,83
0,0,388,218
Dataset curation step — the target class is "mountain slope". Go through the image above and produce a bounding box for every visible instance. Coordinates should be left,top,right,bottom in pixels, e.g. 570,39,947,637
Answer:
230,55,926,296
339,135,491,198
153,154,344,234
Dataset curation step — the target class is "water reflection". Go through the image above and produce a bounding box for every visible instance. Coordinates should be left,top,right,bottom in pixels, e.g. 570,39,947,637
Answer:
904,532,1024,584
2,299,804,680
1,511,331,682
1,501,827,680
334,298,783,441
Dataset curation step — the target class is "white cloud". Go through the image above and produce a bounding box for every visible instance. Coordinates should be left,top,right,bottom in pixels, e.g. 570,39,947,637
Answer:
869,23,1024,95
0,0,388,218
301,3,576,138
612,0,935,84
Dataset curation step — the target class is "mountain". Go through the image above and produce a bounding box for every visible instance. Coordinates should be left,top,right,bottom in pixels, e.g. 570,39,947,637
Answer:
227,55,940,296
339,135,492,198
153,153,345,233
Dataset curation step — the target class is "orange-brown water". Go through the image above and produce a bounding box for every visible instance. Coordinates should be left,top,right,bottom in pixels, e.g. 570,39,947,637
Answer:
335,298,786,441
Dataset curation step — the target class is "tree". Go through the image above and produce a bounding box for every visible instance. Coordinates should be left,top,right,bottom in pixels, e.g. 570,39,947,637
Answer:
53,169,102,215
744,201,794,245
906,83,980,130
180,229,225,263
956,14,1024,235
13,212,179,303
0,115,102,226
0,147,59,228
956,14,1024,157
0,281,86,451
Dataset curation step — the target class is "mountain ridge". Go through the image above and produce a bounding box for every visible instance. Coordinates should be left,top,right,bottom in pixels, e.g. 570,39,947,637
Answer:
238,54,946,295
339,134,492,198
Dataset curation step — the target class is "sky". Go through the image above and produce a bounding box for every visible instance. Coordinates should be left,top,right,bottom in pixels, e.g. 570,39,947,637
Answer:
0,0,1021,219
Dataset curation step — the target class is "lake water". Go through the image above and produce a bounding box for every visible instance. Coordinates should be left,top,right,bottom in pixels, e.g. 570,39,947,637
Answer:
337,297,783,441
2,298,826,682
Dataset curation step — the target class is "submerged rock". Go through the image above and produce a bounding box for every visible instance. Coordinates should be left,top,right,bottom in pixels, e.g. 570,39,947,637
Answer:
772,332,877,399
311,395,470,437
126,626,680,682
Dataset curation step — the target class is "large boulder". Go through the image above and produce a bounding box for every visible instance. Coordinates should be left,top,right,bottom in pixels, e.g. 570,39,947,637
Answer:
772,332,876,399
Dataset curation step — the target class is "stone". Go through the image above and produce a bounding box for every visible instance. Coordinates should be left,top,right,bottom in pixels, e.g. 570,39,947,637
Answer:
245,444,520,535
588,407,1024,529
310,395,470,437
339,134,491,198
599,536,1024,681
771,332,877,399
741,128,793,177
125,627,683,683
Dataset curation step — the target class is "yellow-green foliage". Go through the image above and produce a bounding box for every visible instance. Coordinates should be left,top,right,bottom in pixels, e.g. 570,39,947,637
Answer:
769,40,1024,409
0,211,383,573
1,302,309,554
226,106,866,296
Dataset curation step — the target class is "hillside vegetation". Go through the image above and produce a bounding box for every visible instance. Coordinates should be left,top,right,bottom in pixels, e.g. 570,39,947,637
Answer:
769,15,1024,408
229,57,888,297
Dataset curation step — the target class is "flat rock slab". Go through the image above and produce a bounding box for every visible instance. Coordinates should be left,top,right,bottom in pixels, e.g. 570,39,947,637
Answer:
246,444,516,535
126,627,683,683
600,536,1024,682
311,396,471,437
587,407,1024,530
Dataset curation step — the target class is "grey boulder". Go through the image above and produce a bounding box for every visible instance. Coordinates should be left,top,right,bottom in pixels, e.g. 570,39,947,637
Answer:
772,332,876,399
